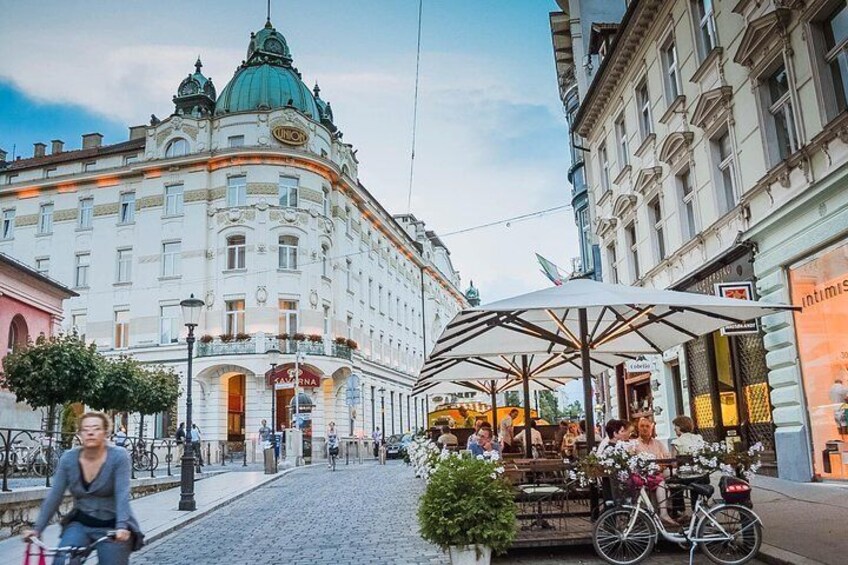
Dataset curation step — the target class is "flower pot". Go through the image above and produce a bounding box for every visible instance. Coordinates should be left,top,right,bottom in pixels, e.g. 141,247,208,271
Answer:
448,545,491,565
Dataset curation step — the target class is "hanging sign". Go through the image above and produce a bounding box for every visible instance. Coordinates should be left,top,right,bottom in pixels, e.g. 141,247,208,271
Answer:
625,359,655,373
715,282,759,335
265,364,322,387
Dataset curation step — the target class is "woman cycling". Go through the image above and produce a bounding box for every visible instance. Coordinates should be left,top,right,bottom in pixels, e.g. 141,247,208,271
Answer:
24,411,142,564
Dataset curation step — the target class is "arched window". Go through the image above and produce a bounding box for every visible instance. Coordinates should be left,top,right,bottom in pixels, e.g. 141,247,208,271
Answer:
7,315,28,352
165,138,189,158
278,235,298,270
226,234,246,270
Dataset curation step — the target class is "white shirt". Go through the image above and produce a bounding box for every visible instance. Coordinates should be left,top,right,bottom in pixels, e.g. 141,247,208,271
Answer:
671,432,704,456
500,415,514,444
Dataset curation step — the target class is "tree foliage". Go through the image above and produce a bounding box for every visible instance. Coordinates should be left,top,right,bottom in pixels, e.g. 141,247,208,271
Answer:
86,355,144,413
133,366,180,416
538,391,561,423
1,333,100,411
503,391,520,406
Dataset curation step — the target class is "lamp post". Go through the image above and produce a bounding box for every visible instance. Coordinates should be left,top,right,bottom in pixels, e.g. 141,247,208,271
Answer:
266,347,280,465
293,350,305,465
178,294,204,511
379,387,386,446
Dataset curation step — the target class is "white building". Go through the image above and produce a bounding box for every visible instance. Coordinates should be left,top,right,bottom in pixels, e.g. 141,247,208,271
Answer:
0,20,466,458
554,0,848,481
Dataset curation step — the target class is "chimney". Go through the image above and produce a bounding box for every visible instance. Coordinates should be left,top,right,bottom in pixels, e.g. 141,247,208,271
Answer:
33,143,46,158
82,133,103,149
0,148,6,162
51,139,64,154
128,125,146,140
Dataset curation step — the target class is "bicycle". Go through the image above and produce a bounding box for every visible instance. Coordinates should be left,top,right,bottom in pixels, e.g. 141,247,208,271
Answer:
24,531,116,565
129,439,159,473
592,480,762,565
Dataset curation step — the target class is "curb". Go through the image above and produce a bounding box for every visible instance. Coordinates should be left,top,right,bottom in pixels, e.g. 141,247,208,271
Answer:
141,465,306,547
758,543,828,565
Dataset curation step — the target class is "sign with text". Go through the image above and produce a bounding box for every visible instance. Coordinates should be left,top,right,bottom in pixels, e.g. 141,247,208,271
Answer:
265,364,322,388
272,125,308,146
715,282,759,335
625,359,655,373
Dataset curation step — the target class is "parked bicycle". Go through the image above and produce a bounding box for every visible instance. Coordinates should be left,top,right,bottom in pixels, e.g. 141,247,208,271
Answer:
1,436,64,477
24,531,116,565
592,477,762,565
128,438,159,473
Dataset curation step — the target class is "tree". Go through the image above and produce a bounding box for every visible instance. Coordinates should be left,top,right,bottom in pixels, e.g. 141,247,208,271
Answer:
132,366,180,439
504,391,520,406
86,355,145,415
538,391,561,423
563,400,583,419
1,333,101,433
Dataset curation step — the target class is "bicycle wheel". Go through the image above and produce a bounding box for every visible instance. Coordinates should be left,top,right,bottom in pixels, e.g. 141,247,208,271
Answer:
150,452,159,472
133,453,151,472
593,507,656,565
697,504,762,565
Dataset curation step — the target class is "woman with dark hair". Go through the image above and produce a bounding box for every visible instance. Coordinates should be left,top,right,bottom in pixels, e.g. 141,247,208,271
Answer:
596,418,632,452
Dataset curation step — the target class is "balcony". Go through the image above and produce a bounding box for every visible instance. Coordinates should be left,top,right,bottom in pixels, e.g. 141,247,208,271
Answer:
196,333,355,361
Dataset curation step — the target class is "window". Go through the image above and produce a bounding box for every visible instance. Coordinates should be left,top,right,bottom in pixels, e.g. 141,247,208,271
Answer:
388,290,393,319
1,209,14,239
226,235,246,270
322,188,330,216
119,193,135,224
44,168,57,179
637,80,653,138
346,259,353,291
818,2,848,117
165,138,189,158
227,176,247,207
346,315,353,339
279,176,298,208
162,241,181,276
321,245,329,278
323,305,331,336
75,253,90,287
763,64,800,162
345,207,352,236
38,203,53,234
713,131,737,215
368,278,374,309
677,168,697,240
278,235,298,270
71,313,86,342
164,185,183,216
279,299,298,335
693,0,718,60
379,284,384,314
626,223,640,280
83,162,96,172
78,198,93,229
114,310,130,349
608,242,619,281
115,248,132,283
225,299,245,335
649,198,666,261
227,135,244,148
159,305,180,344
577,207,592,272
662,38,681,102
599,143,611,192
35,257,49,275
615,113,629,168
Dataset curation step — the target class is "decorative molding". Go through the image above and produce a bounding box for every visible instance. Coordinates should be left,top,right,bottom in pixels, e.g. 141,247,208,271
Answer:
53,208,77,222
14,214,37,227
611,193,638,217
633,167,663,195
734,9,792,69
689,47,724,84
93,203,119,217
658,131,695,165
691,86,733,130
658,95,686,125
184,188,209,203
136,195,163,210
300,187,323,204
246,183,277,196
596,217,618,238
633,133,656,159
612,164,632,186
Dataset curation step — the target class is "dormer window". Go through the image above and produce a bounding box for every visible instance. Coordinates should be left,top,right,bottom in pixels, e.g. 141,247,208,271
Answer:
165,138,189,158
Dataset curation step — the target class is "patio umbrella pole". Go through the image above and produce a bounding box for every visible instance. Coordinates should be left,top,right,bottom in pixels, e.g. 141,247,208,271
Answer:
522,355,533,458
490,379,498,433
579,307,599,514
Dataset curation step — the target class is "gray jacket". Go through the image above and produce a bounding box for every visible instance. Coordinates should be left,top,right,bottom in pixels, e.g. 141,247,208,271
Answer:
35,445,140,535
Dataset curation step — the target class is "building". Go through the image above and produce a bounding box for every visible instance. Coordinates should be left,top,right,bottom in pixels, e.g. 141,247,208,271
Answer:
555,0,848,482
0,19,466,457
0,252,77,429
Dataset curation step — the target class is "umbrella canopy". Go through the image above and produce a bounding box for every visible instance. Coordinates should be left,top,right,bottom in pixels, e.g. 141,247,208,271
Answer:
418,277,797,465
430,278,797,359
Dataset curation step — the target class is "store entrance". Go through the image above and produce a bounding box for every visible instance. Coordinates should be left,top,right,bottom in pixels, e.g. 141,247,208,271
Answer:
275,388,294,432
227,374,245,442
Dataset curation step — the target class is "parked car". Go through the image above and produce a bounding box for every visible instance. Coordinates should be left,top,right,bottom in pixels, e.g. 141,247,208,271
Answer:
385,433,413,459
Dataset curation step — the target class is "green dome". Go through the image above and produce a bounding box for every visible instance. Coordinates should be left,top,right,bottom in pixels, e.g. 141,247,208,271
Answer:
215,20,319,118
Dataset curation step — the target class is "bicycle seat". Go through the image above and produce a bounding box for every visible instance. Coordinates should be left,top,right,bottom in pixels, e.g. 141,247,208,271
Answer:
689,483,714,498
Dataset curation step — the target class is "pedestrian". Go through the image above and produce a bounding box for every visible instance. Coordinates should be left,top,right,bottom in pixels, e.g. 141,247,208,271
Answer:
372,427,382,458
23,411,143,563
174,422,185,459
259,419,271,444
191,424,203,467
113,426,128,448
499,408,519,453
326,422,339,468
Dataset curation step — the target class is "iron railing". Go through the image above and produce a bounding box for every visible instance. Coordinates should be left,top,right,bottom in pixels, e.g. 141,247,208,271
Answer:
196,334,355,361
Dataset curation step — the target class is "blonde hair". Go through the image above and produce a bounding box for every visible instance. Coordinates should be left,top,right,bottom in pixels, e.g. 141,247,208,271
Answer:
78,411,112,434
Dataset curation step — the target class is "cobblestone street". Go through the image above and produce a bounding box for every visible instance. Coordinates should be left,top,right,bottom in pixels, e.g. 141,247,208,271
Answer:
132,461,765,565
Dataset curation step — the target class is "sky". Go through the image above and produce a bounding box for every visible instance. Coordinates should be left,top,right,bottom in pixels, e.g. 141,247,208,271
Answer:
0,0,578,304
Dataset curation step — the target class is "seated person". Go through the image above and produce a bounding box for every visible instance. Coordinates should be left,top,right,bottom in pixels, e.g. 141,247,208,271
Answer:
633,417,676,527
469,428,500,457
436,425,458,448
576,419,602,442
596,418,631,453
670,415,703,457
466,418,485,450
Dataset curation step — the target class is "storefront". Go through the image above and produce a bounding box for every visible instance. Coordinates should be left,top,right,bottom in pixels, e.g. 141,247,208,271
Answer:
788,240,848,479
675,248,777,473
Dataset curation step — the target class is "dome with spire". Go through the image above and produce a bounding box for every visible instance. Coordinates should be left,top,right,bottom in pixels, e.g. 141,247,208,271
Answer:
312,83,337,132
465,281,481,307
215,20,319,119
173,57,216,117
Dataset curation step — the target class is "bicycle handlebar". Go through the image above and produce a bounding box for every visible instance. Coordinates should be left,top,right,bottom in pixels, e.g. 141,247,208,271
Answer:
25,531,116,552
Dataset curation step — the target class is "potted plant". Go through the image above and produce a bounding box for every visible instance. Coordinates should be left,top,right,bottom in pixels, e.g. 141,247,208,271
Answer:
276,333,290,342
307,333,322,343
418,456,515,564
293,333,306,342
219,334,234,343
199,334,214,344
345,338,358,350
235,332,251,342
334,336,348,345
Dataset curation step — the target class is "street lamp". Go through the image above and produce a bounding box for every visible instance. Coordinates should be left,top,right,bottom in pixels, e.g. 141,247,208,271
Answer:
266,347,281,465
379,387,386,446
178,293,204,512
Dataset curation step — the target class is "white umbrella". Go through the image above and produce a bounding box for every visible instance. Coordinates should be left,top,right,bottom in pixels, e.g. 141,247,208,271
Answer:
421,278,797,459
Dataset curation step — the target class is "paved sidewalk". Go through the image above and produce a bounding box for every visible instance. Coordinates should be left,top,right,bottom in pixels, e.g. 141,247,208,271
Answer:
753,475,848,565
0,463,296,565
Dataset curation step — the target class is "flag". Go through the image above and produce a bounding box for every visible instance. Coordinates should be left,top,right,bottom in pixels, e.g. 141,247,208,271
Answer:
536,253,566,286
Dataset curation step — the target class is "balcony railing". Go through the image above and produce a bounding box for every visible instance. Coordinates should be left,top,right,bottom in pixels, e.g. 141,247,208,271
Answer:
196,333,354,361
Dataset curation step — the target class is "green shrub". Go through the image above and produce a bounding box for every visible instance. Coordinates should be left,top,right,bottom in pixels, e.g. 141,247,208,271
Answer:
418,456,515,554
